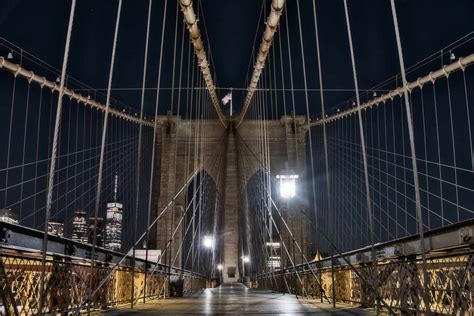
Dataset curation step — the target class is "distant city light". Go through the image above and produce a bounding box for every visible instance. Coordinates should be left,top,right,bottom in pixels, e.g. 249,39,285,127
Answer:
203,235,214,249
276,175,298,199
265,242,280,248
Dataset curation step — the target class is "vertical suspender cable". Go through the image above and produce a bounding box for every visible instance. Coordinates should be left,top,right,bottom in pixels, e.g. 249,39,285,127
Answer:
293,0,318,263
342,0,378,308
4,58,18,207
236,0,285,127
167,2,181,280
38,1,76,313
389,1,431,312
19,83,31,220
310,0,331,234
170,2,180,115
32,88,44,228
142,0,169,304
309,0,330,301
461,71,473,171
140,0,153,303
179,0,227,127
277,31,287,117
89,2,122,310
283,8,299,168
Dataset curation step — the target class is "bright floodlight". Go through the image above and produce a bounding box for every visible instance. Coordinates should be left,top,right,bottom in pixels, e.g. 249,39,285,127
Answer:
203,235,214,248
277,175,298,199
242,255,250,263
217,264,223,271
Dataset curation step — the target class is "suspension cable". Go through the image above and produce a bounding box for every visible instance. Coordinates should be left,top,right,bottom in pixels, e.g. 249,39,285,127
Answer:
37,1,76,313
389,0,430,310
88,1,123,311
236,0,285,127
179,0,227,127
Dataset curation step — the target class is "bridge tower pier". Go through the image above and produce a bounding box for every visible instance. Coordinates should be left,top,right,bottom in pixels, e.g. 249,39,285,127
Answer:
153,115,311,281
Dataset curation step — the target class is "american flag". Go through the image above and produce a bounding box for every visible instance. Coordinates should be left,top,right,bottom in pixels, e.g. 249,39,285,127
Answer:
222,91,232,105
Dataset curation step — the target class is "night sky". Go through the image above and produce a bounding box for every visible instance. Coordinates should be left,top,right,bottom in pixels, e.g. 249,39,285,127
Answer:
0,0,472,117
0,0,472,254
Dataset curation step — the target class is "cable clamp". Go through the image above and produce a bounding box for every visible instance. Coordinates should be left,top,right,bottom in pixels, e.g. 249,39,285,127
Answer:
428,72,435,84
442,66,449,78
416,78,423,89
14,66,21,78
27,71,34,84
40,77,46,88
458,59,466,71
388,91,394,101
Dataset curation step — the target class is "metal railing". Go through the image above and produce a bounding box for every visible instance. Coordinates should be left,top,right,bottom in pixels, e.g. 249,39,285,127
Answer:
0,222,209,315
255,219,474,314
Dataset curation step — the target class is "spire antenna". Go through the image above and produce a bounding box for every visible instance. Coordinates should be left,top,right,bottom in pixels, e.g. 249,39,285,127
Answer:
113,172,118,202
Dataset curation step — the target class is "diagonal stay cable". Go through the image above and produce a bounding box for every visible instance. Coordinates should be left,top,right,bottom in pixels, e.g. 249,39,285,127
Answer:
80,168,201,309
236,129,395,313
239,140,329,302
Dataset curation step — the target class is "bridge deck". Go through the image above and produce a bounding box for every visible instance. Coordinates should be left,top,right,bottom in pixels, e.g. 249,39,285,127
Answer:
105,283,371,315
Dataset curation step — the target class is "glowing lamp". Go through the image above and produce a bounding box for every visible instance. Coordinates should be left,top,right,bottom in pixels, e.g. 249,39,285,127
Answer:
203,235,214,249
277,175,298,199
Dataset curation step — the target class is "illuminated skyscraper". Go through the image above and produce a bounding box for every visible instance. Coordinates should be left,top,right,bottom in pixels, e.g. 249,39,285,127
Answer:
48,221,64,237
0,208,18,225
104,173,123,252
72,209,88,244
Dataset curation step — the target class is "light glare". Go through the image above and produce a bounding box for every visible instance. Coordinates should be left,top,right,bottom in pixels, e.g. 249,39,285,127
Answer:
277,175,298,199
203,235,214,248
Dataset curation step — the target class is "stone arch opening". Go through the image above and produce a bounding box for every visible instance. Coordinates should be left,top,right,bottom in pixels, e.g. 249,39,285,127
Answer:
182,169,217,276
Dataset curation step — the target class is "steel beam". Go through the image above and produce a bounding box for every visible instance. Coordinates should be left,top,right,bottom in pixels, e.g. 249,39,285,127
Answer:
257,218,474,273
179,0,227,128
235,0,285,128
0,57,153,127
310,53,474,127
0,221,208,278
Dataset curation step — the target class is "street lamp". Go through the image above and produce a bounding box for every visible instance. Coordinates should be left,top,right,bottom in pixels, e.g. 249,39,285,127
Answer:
203,235,214,249
276,175,298,199
217,264,223,271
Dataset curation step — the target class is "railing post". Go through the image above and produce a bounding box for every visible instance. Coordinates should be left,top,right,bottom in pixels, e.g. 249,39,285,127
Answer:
331,255,336,308
318,260,323,303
